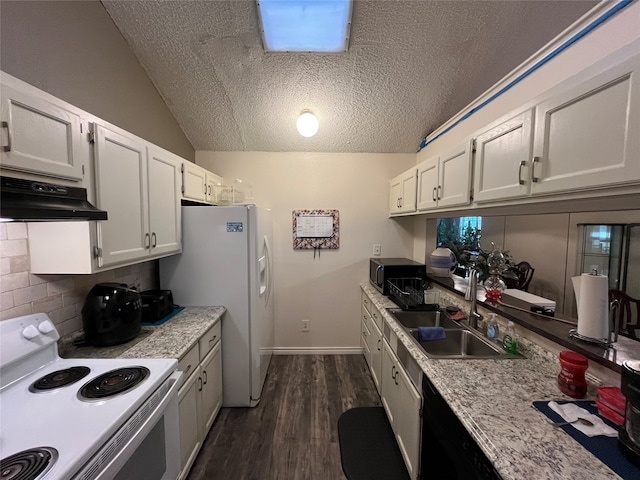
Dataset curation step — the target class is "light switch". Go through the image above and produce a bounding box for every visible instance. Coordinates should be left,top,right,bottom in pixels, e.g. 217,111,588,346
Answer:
373,244,381,256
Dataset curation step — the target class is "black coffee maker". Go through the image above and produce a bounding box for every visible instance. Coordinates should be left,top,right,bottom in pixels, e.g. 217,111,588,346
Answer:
619,360,640,466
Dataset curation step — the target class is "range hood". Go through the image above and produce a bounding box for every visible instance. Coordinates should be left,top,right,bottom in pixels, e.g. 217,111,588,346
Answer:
0,176,108,222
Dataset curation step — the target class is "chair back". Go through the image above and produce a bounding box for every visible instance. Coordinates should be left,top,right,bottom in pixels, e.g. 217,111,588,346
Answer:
504,261,535,291
609,289,640,340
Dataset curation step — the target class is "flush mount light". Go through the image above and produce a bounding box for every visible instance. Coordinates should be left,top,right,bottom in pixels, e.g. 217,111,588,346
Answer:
257,0,352,53
296,111,319,137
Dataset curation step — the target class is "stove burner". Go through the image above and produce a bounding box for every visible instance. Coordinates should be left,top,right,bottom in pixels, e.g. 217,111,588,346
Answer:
29,366,91,392
0,447,57,480
79,366,150,400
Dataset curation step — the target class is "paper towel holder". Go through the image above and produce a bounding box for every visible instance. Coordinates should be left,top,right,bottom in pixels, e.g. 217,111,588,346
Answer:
569,298,620,347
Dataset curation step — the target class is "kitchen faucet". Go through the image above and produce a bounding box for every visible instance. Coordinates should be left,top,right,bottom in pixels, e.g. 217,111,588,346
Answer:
466,268,484,329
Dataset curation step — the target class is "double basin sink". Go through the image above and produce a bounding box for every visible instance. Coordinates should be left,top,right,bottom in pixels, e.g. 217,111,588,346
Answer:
386,308,524,360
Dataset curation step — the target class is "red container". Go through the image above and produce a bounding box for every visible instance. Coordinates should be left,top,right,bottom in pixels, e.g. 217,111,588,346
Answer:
597,386,626,416
596,399,625,426
558,350,588,399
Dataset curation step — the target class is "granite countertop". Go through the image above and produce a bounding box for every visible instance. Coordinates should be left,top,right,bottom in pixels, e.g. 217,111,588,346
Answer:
60,306,225,361
361,283,623,480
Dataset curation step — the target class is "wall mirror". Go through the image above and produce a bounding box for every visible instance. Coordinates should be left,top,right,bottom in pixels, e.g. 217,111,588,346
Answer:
431,210,640,342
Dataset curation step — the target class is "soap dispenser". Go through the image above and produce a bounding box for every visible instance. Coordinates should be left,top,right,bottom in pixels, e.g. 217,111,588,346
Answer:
503,321,518,353
486,313,499,340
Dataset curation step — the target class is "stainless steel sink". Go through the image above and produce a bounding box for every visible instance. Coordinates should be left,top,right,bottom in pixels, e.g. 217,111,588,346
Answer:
386,308,462,330
409,329,507,358
387,308,524,359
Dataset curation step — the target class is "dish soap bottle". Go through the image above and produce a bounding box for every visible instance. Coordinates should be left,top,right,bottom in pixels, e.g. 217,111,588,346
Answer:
486,313,499,340
502,321,518,353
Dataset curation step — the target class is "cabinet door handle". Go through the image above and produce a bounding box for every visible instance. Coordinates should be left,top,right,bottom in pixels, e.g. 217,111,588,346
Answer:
377,338,381,351
437,185,442,200
203,370,208,385
144,233,151,249
198,376,203,392
209,335,217,344
208,185,212,195
391,365,396,379
184,364,192,375
432,187,436,202
518,160,526,185
1,121,11,152
531,156,541,183
151,232,157,248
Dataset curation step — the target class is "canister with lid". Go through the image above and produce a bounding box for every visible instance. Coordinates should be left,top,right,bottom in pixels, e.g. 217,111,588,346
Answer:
557,350,588,399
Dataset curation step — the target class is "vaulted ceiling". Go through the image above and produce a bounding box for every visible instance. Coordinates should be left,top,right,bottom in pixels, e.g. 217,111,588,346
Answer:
102,0,597,153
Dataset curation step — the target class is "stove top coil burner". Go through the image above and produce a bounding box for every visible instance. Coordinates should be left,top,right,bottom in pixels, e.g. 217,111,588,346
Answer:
79,366,150,400
0,447,58,480
29,366,91,392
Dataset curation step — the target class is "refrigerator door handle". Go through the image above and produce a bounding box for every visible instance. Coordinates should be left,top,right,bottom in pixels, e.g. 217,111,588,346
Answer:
264,234,273,306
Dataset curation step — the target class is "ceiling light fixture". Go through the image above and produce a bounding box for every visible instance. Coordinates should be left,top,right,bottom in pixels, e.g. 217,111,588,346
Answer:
296,111,319,137
257,0,352,53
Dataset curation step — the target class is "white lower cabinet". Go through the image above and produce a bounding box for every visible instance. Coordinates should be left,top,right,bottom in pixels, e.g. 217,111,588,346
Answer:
369,318,383,396
381,340,422,479
177,321,223,480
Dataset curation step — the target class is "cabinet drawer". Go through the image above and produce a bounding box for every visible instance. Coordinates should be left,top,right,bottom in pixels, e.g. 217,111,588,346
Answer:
362,292,372,315
199,321,222,360
178,343,200,388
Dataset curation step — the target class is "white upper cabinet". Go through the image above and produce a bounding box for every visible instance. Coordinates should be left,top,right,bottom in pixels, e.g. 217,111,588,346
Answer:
182,161,208,203
473,109,534,203
416,140,473,211
389,168,417,215
94,124,182,268
530,52,640,196
147,146,182,256
0,83,85,182
94,124,150,267
182,161,224,205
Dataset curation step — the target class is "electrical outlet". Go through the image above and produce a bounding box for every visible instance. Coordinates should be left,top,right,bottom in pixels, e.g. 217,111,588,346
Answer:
302,320,310,332
373,244,381,256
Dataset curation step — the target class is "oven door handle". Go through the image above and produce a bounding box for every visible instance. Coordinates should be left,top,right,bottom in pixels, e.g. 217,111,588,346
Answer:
75,370,183,480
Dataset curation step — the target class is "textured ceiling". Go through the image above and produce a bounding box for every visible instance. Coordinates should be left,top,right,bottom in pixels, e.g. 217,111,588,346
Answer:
101,0,598,154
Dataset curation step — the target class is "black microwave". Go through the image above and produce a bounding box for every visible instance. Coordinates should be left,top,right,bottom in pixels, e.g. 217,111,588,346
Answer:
369,258,426,295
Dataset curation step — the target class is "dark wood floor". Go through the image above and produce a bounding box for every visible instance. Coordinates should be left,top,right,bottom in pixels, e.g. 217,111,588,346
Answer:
186,354,381,480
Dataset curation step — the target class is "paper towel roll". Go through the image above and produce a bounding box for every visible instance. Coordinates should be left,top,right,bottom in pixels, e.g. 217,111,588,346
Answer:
572,273,609,340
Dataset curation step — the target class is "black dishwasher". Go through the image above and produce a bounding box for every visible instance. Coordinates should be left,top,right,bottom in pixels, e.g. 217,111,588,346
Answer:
421,375,503,479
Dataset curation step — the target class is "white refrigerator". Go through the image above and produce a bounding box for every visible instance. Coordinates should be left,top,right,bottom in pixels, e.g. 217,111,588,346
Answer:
160,205,274,407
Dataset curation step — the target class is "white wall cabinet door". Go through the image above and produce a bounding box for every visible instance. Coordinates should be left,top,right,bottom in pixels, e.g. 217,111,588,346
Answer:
0,83,85,181
147,146,181,256
182,161,208,203
416,155,439,211
389,169,417,215
437,140,473,208
416,140,472,211
94,124,149,267
206,171,224,204
473,109,534,203
531,52,640,196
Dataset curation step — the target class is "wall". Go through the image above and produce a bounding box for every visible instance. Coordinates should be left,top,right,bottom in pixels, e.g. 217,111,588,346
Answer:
0,0,195,161
196,151,416,352
0,222,157,336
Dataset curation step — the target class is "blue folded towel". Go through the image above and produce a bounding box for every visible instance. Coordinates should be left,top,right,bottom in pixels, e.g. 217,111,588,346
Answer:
417,326,446,342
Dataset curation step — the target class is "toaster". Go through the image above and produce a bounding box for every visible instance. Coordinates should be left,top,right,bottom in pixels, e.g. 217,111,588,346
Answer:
140,289,175,324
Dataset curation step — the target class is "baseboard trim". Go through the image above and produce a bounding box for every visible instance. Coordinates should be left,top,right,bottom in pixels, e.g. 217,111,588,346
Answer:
272,347,363,355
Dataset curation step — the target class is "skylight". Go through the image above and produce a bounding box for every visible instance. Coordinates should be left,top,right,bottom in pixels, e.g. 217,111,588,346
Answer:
257,0,352,53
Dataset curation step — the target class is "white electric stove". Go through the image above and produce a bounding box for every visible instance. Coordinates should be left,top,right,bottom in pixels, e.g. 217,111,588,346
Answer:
0,313,182,480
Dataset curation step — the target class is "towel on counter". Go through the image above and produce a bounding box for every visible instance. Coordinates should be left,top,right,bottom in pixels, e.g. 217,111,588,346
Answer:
417,326,446,342
548,401,618,437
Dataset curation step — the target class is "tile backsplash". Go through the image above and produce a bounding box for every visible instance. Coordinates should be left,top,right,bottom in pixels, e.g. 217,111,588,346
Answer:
0,223,158,336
